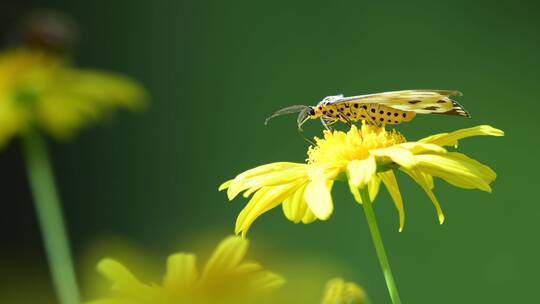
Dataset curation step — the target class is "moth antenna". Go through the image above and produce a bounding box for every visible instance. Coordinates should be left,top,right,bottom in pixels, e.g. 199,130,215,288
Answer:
264,105,309,125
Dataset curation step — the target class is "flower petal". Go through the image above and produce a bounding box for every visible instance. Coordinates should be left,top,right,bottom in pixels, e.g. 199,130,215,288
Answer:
235,181,304,236
370,147,416,169
347,156,377,189
349,175,380,204
282,183,316,224
401,168,445,224
250,271,286,290
415,153,496,192
218,180,233,191
322,278,366,304
397,142,447,155
163,253,198,288
97,259,154,298
419,125,504,147
301,209,318,224
379,170,405,232
304,177,335,220
202,236,249,278
227,164,307,200
235,263,285,290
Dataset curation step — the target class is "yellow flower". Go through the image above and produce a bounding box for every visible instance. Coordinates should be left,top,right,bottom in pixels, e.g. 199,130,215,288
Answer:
89,236,285,304
322,277,366,304
0,47,146,146
220,124,503,236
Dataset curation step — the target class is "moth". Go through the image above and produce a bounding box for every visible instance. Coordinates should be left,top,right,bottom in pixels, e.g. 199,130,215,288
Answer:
265,89,469,131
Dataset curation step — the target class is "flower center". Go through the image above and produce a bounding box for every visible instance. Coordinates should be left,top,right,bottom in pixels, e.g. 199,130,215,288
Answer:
307,124,406,168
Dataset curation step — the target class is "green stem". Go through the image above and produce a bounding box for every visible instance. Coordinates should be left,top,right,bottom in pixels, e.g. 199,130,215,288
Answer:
22,131,80,304
359,187,402,304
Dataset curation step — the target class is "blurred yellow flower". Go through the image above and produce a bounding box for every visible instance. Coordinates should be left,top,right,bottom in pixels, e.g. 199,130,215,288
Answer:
0,47,146,146
89,235,285,304
221,124,503,235
322,277,366,304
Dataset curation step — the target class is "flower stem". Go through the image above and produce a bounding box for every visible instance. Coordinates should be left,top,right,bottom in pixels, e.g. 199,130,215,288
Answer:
359,187,402,304
22,130,80,304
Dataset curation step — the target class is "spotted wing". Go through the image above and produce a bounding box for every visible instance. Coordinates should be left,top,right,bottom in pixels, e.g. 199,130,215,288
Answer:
331,89,469,117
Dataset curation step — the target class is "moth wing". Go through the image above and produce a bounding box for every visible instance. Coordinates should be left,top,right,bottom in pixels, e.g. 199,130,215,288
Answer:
331,89,469,117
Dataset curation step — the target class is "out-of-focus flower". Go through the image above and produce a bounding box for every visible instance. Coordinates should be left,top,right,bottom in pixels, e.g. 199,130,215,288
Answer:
322,277,366,304
0,47,146,147
220,124,503,235
89,235,284,304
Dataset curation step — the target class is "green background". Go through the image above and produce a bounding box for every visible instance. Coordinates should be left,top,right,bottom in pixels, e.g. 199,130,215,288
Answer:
1,0,536,303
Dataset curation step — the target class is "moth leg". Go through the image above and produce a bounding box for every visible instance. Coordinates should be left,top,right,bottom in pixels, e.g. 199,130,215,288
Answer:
297,129,315,145
363,114,378,126
320,117,335,132
339,113,353,127
373,104,383,127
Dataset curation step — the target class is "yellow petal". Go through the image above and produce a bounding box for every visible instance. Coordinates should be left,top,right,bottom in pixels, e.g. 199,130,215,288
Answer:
415,153,496,192
350,175,381,204
401,168,445,224
96,259,154,298
322,277,366,304
347,156,377,189
227,164,307,200
250,271,286,290
235,181,304,236
304,177,335,220
163,253,198,288
232,162,303,181
379,171,405,232
282,183,314,223
87,299,135,304
397,142,447,155
370,147,416,169
301,209,318,224
419,125,504,147
202,236,249,278
218,179,233,191
450,152,497,181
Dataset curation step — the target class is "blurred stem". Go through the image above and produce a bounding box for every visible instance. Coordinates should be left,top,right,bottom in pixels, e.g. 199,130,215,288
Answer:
22,130,80,304
360,187,401,304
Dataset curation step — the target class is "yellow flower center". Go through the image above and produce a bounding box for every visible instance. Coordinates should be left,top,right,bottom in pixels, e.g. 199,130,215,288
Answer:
307,124,406,169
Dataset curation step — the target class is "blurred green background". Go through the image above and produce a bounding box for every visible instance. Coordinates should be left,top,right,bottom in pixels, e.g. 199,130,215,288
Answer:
0,0,536,303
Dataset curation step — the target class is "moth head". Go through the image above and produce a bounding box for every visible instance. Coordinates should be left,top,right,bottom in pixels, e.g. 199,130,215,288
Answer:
265,105,315,131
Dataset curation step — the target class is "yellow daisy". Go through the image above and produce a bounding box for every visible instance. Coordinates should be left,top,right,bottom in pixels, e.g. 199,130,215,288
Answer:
0,47,145,146
220,124,503,235
89,236,285,304
322,277,366,304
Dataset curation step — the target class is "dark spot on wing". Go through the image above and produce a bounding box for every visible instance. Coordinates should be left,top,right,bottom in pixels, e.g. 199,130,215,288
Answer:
423,106,439,111
437,100,446,103
408,100,422,104
371,109,376,113
402,113,407,118
393,113,399,117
